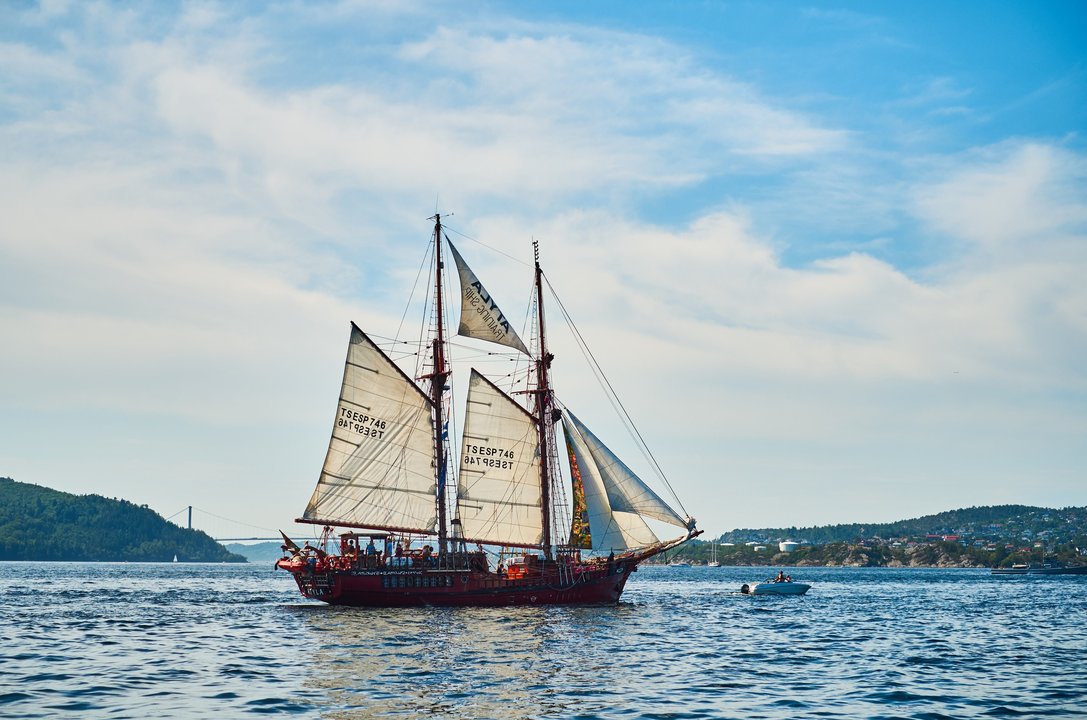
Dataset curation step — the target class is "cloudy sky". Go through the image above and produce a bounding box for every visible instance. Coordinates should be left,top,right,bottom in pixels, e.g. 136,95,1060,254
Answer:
2,1,1084,540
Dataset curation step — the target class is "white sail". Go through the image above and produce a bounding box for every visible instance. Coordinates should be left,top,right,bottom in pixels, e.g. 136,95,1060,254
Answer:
457,369,543,546
303,324,437,533
562,410,688,552
447,241,531,356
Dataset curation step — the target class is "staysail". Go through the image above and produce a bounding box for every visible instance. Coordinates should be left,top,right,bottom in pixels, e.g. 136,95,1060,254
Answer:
457,369,544,546
447,241,531,356
302,323,438,533
561,410,689,552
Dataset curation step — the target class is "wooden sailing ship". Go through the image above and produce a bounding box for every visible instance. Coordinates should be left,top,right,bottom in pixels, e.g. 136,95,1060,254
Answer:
277,215,700,606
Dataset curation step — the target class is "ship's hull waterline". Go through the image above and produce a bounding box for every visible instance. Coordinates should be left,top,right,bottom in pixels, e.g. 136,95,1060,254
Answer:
278,560,636,606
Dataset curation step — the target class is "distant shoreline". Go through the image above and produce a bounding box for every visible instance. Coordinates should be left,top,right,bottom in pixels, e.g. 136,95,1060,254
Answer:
649,563,995,569
0,559,251,564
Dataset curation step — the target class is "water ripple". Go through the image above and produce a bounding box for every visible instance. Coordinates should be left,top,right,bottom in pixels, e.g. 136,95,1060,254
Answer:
1,564,1085,718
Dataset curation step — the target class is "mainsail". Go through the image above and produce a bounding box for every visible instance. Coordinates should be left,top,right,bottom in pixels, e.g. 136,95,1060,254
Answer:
447,241,531,356
457,370,543,547
302,324,438,533
561,410,689,552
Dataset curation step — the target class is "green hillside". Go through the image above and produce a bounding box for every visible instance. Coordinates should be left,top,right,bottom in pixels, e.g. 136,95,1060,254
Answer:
717,505,1087,546
0,477,245,562
663,505,1087,567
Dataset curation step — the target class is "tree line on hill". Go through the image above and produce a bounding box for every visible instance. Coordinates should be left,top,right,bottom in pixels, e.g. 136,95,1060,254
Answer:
666,505,1087,567
6,476,1083,568
0,477,245,562
717,505,1086,546
669,538,1086,568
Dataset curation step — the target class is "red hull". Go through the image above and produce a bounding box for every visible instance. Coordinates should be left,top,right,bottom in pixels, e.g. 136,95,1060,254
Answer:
278,559,637,607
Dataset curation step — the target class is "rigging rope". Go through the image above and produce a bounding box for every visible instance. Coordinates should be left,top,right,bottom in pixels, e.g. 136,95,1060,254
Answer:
444,224,532,268
542,273,690,519
396,239,434,345
416,238,436,380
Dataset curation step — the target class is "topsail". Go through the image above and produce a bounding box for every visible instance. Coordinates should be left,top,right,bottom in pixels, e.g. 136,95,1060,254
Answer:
448,241,531,356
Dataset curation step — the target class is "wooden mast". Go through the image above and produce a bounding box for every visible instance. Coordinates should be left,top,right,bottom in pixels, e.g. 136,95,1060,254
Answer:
430,214,450,558
533,241,555,561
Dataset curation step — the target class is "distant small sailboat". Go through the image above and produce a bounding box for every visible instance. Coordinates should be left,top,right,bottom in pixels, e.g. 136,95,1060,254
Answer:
172,554,178,563
707,542,720,567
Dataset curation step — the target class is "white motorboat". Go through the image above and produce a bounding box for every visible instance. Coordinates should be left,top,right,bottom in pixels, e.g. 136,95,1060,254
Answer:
741,580,811,595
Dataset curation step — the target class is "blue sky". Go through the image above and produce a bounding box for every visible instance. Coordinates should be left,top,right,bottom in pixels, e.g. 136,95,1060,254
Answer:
1,1,1084,539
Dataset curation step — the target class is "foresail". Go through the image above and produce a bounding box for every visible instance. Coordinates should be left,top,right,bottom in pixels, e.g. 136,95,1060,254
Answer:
303,324,437,533
457,369,543,546
447,241,531,356
563,420,657,551
562,410,688,552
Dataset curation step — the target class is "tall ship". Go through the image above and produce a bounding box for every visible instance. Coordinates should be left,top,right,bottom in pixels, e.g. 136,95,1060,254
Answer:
277,215,701,606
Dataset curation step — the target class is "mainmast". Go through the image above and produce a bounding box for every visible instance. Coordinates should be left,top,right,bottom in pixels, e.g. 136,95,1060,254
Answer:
429,214,450,558
533,241,555,561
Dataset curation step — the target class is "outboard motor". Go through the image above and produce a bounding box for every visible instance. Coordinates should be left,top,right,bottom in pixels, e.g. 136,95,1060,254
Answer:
740,583,752,594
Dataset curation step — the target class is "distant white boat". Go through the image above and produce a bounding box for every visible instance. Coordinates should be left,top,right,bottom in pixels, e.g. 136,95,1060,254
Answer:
991,563,1087,575
707,542,720,567
741,580,810,596
669,560,691,567
172,554,178,563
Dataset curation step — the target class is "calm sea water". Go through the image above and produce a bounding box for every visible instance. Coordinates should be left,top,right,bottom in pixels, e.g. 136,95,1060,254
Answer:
1,563,1084,719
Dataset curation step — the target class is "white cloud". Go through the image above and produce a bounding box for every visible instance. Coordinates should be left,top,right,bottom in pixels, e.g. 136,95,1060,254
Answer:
94,11,842,221
916,142,1087,257
1,3,1083,533
482,139,1087,531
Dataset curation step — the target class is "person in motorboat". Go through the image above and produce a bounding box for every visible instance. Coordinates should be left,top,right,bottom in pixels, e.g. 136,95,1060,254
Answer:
775,570,786,583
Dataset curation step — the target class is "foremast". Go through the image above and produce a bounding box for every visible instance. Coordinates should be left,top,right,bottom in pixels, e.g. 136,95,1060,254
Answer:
427,214,451,560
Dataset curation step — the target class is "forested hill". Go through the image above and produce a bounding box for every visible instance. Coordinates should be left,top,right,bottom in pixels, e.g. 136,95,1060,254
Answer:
717,505,1086,545
0,477,245,562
